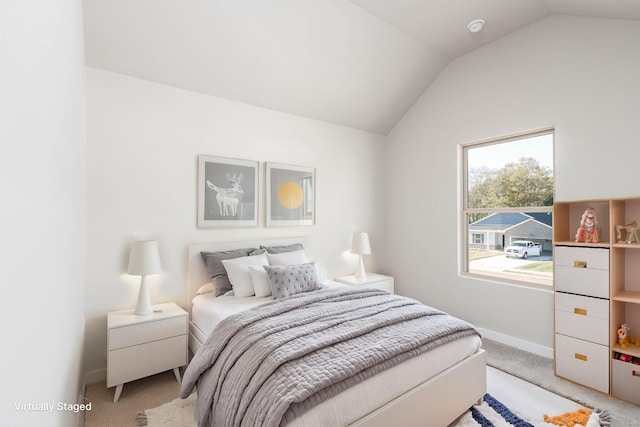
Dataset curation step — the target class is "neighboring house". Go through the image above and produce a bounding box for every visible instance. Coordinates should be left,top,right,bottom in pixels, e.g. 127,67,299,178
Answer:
468,212,552,251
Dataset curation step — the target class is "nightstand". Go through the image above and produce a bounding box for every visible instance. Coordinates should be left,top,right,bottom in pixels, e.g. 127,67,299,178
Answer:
107,302,187,402
335,273,394,293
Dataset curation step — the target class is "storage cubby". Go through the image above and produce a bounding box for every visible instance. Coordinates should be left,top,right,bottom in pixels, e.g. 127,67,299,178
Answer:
554,197,640,405
553,200,610,246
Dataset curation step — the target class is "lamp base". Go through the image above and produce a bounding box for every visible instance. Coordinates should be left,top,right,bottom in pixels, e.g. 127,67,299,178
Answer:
134,276,153,315
354,256,366,279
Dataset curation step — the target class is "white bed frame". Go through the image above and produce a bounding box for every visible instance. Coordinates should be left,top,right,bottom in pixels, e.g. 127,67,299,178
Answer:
186,239,486,427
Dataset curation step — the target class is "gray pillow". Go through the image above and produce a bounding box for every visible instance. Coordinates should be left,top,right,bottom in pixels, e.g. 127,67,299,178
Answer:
260,243,303,254
264,262,321,298
200,248,255,296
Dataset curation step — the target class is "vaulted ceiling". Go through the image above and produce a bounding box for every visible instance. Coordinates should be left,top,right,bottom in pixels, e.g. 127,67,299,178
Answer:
83,0,640,135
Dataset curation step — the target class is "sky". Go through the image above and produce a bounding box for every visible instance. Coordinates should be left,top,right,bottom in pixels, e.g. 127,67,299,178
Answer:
467,133,554,171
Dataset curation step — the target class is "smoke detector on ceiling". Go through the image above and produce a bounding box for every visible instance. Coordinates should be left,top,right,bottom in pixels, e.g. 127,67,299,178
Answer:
468,19,485,33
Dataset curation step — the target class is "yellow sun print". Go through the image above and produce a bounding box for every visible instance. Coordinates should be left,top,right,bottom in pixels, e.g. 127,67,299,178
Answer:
277,181,303,209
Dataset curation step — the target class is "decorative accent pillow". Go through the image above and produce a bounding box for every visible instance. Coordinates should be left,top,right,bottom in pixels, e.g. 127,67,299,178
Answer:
248,265,271,298
266,249,309,266
200,248,255,296
264,263,321,299
196,282,214,295
221,252,268,298
260,243,303,254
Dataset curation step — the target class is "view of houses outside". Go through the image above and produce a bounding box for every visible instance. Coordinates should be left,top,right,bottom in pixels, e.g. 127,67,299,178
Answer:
467,211,553,287
463,132,554,287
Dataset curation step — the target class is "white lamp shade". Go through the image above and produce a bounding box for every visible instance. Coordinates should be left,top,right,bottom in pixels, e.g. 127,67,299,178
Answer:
128,240,162,275
351,232,371,255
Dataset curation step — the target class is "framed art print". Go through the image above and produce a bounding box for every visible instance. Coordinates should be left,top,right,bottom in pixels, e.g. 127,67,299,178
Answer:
197,155,259,228
266,163,315,226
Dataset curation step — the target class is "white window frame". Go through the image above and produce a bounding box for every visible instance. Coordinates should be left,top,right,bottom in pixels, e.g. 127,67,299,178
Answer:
460,128,554,288
472,233,484,245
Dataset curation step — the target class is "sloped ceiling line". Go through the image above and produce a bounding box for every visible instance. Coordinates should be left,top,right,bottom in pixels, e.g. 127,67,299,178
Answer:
83,0,640,135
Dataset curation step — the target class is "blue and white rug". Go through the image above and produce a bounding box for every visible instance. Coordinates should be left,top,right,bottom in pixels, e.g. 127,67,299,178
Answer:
452,394,611,427
138,392,611,427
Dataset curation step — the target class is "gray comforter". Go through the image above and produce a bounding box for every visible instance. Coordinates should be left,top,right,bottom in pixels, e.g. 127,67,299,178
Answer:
180,287,480,427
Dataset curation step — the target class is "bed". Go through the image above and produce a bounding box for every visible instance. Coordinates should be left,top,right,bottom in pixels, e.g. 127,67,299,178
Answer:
182,239,486,427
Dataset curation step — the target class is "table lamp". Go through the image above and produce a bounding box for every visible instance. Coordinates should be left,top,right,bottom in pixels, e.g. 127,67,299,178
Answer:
127,240,162,315
351,232,371,279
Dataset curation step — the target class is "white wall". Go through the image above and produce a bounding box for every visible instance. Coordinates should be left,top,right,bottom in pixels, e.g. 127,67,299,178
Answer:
386,15,640,351
0,1,86,426
84,68,387,378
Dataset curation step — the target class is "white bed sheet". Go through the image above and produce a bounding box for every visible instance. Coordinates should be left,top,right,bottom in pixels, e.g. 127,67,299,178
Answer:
190,286,482,426
192,292,273,335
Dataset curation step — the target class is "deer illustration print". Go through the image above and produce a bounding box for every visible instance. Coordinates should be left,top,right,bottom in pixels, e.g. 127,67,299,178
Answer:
206,173,244,217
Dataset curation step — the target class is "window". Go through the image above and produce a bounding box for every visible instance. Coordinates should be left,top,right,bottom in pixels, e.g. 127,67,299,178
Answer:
461,130,554,287
472,233,484,245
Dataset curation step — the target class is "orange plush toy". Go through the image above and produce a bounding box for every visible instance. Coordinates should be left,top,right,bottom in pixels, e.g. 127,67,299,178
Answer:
543,408,593,427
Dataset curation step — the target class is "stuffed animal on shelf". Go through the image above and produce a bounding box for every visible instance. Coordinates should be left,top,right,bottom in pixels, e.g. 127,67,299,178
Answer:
618,324,631,348
575,207,599,243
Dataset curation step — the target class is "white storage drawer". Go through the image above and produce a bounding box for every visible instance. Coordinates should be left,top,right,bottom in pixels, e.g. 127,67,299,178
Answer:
555,334,609,393
109,315,186,350
554,246,609,298
612,359,640,405
555,292,609,345
555,246,609,270
107,335,187,387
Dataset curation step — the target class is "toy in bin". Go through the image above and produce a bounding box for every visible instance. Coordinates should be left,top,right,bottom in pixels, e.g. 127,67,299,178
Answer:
614,352,640,365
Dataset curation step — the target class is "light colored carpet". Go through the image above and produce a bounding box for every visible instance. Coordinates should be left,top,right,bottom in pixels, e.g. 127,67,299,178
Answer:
482,339,640,427
84,370,181,427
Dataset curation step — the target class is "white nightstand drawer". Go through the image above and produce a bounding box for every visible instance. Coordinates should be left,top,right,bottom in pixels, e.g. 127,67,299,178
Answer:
334,274,394,293
109,315,186,351
612,359,640,405
555,292,609,345
555,334,609,393
554,247,609,298
107,335,187,387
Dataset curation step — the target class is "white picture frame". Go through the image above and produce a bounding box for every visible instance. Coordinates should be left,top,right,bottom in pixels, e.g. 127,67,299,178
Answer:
197,155,259,228
266,162,315,227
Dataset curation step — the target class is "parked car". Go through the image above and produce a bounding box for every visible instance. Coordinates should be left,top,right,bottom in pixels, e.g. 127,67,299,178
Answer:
505,240,542,259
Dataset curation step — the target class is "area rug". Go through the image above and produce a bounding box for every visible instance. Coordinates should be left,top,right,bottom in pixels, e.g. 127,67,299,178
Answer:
482,339,639,426
138,392,610,427
451,394,611,427
136,393,196,427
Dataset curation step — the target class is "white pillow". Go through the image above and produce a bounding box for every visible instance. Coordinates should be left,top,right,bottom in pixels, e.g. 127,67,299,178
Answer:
196,282,214,295
248,265,271,298
221,252,268,298
266,249,309,266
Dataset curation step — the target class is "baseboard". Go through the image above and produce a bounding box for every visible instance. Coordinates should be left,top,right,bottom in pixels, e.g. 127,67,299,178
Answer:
85,368,106,385
479,328,553,359
76,387,86,427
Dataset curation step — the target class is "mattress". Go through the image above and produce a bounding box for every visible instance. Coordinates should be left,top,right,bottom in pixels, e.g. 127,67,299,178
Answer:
190,285,482,426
